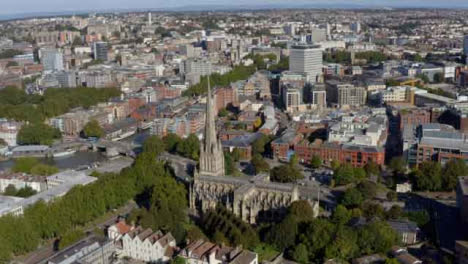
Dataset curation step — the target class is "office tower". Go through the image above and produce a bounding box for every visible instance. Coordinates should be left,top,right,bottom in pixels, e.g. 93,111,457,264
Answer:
93,42,108,61
326,23,331,39
289,44,323,83
351,21,361,33
148,12,152,26
41,49,64,72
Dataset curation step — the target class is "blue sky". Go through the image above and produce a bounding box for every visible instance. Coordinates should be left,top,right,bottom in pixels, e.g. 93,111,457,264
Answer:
2,0,468,15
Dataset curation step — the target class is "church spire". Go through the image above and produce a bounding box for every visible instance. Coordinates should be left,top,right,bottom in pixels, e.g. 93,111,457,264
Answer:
204,76,218,152
198,76,225,177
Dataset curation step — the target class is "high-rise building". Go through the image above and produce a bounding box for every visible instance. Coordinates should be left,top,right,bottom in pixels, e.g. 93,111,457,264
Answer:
93,42,108,61
41,49,64,72
289,44,323,83
350,21,361,33
148,12,152,26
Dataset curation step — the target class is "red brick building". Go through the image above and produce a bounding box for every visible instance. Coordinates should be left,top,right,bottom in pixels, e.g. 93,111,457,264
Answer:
272,130,303,161
294,140,385,167
215,87,238,112
154,85,181,100
399,109,431,130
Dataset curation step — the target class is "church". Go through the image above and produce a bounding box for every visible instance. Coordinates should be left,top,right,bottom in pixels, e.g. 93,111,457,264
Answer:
189,79,316,224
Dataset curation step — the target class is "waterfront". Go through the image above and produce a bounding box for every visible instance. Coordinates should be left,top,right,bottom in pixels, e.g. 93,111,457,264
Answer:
0,151,107,171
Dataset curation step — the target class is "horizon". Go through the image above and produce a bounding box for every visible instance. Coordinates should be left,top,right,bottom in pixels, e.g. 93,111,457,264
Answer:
1,0,468,20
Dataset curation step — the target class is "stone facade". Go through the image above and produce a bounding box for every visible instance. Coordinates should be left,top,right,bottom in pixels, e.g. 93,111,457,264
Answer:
191,79,302,224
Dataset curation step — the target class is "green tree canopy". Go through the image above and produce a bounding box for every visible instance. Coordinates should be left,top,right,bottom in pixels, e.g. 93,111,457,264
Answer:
143,135,165,157
17,123,61,145
270,164,304,183
83,120,104,138
310,155,322,169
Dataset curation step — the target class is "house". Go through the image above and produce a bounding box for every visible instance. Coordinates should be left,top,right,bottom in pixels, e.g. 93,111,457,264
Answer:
387,220,420,245
178,239,258,264
121,226,176,263
107,218,134,241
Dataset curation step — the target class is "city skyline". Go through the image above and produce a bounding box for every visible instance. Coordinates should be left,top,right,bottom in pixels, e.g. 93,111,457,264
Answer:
2,0,468,17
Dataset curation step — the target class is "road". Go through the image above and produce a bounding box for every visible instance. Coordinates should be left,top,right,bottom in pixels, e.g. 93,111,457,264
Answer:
20,201,137,264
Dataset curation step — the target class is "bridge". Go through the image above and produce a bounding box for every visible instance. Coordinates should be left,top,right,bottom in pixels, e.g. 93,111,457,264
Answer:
94,139,140,157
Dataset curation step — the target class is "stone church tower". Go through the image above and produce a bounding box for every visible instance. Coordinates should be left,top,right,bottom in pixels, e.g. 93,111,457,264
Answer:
197,78,225,177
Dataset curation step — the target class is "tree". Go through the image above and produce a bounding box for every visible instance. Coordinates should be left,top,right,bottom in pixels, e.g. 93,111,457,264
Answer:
16,186,37,198
30,164,59,176
164,133,182,153
218,108,229,117
357,181,377,200
361,202,385,219
292,243,309,264
289,154,299,167
3,185,17,196
289,200,316,221
324,227,359,261
443,159,468,191
310,155,322,169
389,157,406,174
251,154,270,174
12,157,39,173
176,134,200,160
224,152,238,176
270,164,304,183
358,221,399,254
331,160,341,170
213,231,229,245
364,161,380,177
334,164,355,185
143,135,165,157
411,161,442,191
252,134,270,155
332,205,352,225
17,123,62,145
266,215,298,251
58,228,85,250
171,257,187,264
386,205,403,219
83,120,104,138
341,188,364,208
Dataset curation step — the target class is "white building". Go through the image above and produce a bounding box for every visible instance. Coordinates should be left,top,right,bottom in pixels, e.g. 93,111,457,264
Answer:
180,240,258,264
289,43,323,83
0,172,46,193
0,120,22,147
380,86,411,103
121,227,176,263
41,48,64,72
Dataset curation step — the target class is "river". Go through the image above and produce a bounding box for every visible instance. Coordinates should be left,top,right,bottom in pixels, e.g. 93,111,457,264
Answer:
0,151,107,171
